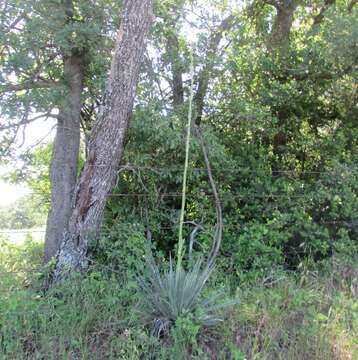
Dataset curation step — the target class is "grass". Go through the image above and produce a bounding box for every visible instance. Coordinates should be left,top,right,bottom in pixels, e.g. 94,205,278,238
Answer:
0,236,357,359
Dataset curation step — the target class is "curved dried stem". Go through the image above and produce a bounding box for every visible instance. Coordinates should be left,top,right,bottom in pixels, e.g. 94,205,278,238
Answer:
194,126,223,269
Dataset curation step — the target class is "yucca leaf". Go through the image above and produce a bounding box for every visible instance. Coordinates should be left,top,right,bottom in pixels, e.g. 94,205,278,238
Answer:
137,255,237,336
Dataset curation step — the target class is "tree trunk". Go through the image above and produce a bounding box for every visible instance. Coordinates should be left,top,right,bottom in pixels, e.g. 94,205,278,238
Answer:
43,0,85,263
44,54,84,263
267,1,298,51
167,31,184,108
53,0,153,280
194,15,234,125
265,1,298,174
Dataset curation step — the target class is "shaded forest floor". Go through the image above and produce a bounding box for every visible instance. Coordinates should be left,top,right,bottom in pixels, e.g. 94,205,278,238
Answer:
0,237,357,360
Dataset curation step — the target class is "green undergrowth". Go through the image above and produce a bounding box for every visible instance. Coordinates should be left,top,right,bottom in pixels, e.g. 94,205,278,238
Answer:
0,237,357,359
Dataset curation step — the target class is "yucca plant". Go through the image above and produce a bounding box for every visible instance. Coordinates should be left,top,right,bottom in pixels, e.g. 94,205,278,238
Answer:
137,255,236,336
136,49,237,337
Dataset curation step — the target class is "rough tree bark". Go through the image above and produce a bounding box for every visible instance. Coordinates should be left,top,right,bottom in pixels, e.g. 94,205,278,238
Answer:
53,0,153,280
44,54,84,263
44,0,85,263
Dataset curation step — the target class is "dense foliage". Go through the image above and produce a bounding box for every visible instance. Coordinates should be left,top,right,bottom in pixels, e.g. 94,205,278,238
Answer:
0,0,357,358
100,0,358,284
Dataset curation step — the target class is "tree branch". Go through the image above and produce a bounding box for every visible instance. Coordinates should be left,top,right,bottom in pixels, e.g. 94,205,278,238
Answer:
0,80,57,94
0,13,26,33
0,112,57,131
188,16,235,265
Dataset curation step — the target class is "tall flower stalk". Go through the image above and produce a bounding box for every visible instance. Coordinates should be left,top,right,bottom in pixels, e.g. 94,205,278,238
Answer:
137,48,237,337
176,49,195,273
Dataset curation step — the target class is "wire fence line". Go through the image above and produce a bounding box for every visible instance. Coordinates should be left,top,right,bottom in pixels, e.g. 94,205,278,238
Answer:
1,169,356,276
31,163,358,175
0,241,342,279
0,222,354,276
0,230,46,234
4,165,356,199
72,192,356,199
0,253,132,276
6,190,358,200
0,217,355,236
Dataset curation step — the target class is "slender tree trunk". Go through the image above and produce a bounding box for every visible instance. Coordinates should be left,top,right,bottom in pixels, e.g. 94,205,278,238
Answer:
166,27,184,107
267,1,298,51
194,15,234,125
44,54,84,263
264,1,298,174
53,0,153,280
168,32,184,107
43,0,85,263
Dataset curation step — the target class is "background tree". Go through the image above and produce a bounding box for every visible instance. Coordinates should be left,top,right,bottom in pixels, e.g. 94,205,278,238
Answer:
99,0,357,280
